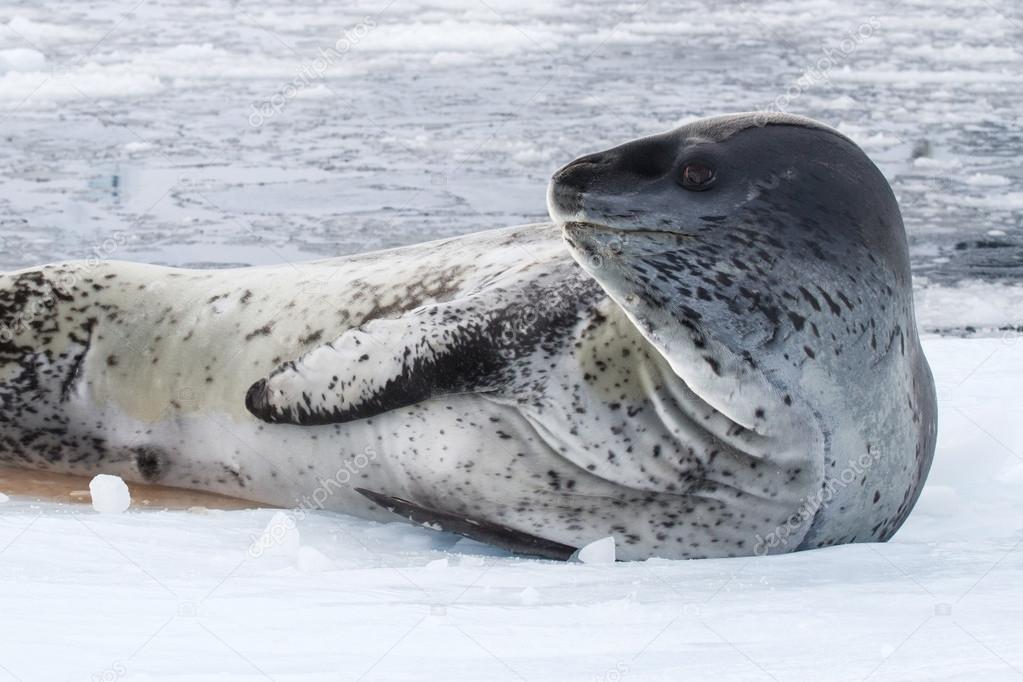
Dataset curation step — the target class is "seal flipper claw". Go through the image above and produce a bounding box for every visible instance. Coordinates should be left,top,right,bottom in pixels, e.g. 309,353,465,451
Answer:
355,488,577,561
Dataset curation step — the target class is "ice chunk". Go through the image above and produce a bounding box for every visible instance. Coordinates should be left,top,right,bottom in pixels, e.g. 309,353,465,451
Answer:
576,536,616,564
123,141,155,153
964,173,1011,187
0,492,9,503
89,474,131,513
519,587,540,605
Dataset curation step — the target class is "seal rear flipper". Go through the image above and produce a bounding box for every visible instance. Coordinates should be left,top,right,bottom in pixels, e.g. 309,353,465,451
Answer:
355,487,577,561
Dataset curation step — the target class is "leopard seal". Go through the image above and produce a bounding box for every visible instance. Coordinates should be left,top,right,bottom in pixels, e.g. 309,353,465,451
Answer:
0,113,936,560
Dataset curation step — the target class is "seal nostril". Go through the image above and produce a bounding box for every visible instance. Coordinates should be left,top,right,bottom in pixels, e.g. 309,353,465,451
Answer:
566,151,610,169
553,151,612,187
553,161,597,193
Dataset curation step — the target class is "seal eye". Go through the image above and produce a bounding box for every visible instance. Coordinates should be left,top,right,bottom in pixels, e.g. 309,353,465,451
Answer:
681,163,716,190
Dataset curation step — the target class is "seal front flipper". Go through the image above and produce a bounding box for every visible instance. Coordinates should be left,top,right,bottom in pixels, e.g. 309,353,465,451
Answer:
245,305,497,425
244,289,577,426
354,488,577,560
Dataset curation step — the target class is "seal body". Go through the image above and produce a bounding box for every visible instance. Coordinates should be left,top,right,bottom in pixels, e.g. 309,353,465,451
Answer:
0,113,937,560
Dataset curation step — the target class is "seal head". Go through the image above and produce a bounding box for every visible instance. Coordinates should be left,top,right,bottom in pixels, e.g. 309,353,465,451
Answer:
548,113,937,551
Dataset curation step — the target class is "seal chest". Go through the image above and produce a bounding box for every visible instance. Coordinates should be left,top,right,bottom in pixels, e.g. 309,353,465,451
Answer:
0,113,936,560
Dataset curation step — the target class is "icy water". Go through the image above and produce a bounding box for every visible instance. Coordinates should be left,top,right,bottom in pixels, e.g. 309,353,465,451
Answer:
0,0,1020,298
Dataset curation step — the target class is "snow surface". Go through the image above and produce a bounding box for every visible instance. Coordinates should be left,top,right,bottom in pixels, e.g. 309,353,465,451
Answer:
0,0,1021,679
1,338,1022,680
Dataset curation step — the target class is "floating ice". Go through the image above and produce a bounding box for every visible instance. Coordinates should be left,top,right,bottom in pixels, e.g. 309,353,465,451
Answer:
0,48,46,73
964,173,1012,187
914,280,1023,332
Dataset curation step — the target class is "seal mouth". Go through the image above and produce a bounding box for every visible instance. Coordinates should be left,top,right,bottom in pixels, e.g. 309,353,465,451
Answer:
562,220,608,230
561,221,695,240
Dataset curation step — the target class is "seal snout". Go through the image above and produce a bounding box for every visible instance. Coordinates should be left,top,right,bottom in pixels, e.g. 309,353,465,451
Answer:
548,152,610,222
548,133,677,228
